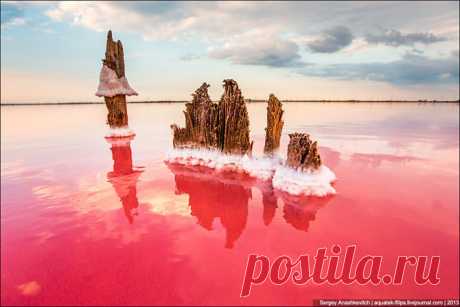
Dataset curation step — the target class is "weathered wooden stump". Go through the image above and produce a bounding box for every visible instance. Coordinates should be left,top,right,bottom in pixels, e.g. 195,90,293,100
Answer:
105,94,129,127
286,133,322,170
96,30,137,130
218,79,252,155
171,82,219,149
171,79,252,155
263,94,284,154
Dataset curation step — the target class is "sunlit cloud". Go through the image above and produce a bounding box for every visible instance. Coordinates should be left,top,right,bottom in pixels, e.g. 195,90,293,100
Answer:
208,30,305,68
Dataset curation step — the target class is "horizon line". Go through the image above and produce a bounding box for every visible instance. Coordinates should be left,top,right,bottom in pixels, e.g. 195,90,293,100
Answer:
1,99,460,106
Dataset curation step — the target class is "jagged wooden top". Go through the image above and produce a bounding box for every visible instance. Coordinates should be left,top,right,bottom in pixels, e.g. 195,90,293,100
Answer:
103,30,125,78
171,79,252,155
286,133,321,170
171,82,219,148
218,79,252,154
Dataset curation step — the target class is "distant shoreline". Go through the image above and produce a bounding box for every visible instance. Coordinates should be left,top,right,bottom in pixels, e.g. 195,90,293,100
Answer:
1,99,459,106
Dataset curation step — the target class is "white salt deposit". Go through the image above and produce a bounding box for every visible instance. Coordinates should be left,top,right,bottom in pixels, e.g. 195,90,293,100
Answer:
272,165,336,197
105,126,135,138
95,65,138,97
166,148,337,196
166,148,278,181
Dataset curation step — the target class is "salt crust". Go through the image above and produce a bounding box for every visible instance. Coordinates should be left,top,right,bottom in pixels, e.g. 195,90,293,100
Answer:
166,148,336,196
105,126,135,139
95,65,138,97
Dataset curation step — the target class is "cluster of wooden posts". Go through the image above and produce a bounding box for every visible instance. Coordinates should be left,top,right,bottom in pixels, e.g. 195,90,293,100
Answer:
97,31,322,171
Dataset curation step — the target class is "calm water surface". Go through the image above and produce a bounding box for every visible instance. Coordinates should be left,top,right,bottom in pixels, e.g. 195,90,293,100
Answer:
1,102,459,305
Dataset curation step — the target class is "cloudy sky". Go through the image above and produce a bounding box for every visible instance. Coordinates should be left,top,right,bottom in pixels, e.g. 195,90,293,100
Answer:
1,1,459,103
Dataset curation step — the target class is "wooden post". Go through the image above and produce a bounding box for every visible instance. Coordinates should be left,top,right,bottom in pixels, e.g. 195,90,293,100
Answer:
171,79,253,155
218,79,252,155
263,94,284,154
286,133,322,170
96,30,137,133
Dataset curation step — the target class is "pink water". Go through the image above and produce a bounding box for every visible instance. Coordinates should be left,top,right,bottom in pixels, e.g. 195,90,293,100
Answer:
1,102,459,305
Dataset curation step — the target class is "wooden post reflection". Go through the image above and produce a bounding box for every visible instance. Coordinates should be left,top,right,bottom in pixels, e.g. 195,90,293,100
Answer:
106,136,143,224
167,164,250,249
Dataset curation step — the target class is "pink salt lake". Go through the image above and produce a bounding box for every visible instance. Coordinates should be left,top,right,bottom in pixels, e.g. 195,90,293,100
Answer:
1,102,459,305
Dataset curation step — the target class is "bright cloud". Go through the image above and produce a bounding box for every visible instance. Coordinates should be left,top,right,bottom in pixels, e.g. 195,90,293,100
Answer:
208,30,305,68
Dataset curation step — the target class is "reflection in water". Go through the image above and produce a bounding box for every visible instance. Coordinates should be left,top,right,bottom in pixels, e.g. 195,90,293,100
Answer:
350,152,422,168
261,185,278,226
106,136,143,224
279,193,333,232
168,163,250,249
167,163,332,247
3,103,458,305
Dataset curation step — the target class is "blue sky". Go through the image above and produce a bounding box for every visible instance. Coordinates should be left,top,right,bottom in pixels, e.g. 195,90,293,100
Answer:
1,1,459,103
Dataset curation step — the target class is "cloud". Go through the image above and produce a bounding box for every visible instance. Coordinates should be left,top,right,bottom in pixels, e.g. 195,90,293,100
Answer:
307,26,354,53
1,2,23,24
180,54,201,61
208,33,305,68
365,29,447,46
1,2,26,28
5,1,459,92
45,2,209,40
43,2,459,41
299,52,459,85
42,2,459,64
410,48,424,55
